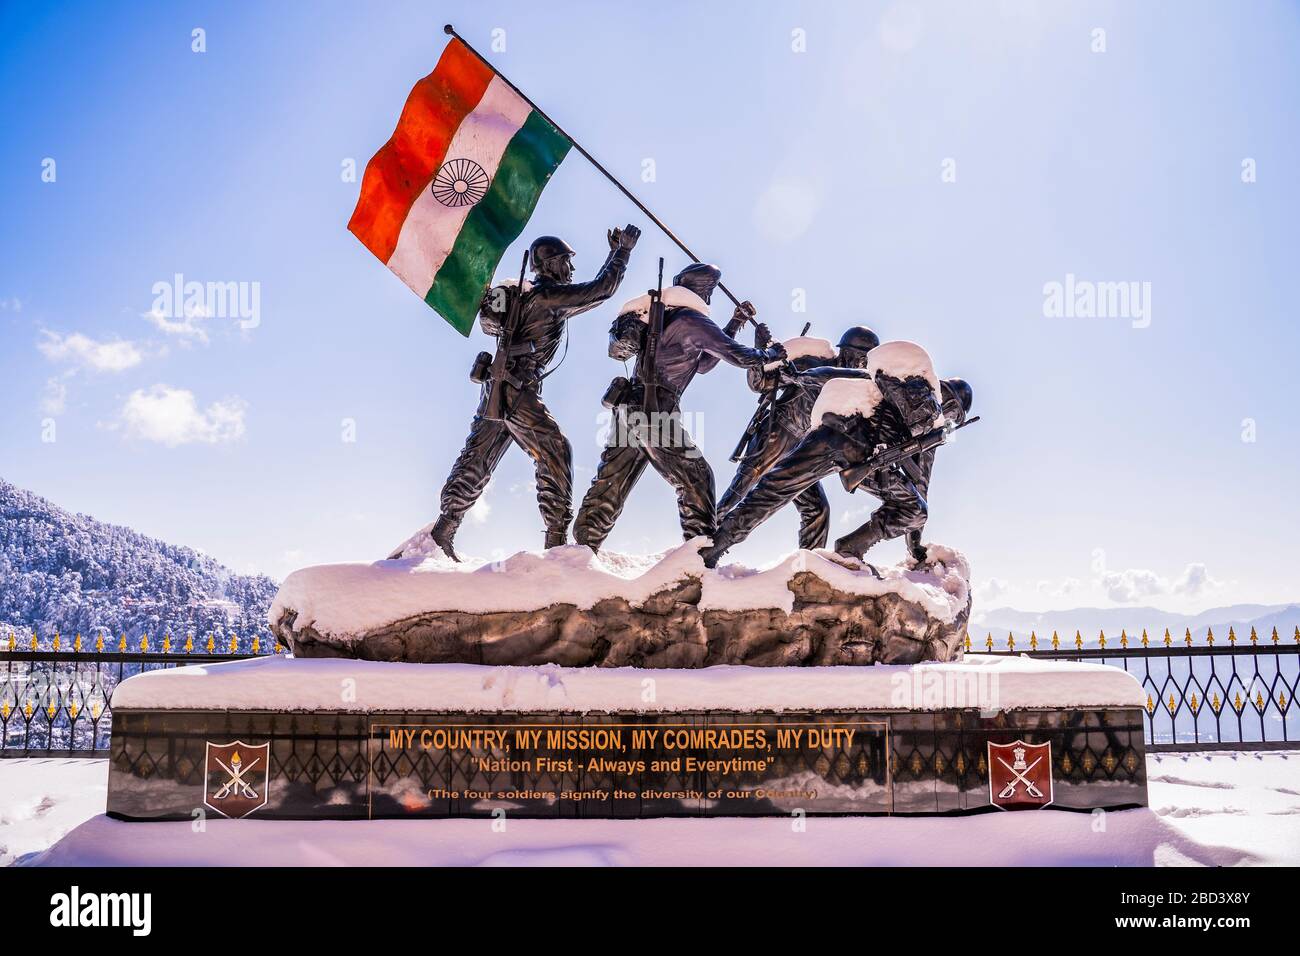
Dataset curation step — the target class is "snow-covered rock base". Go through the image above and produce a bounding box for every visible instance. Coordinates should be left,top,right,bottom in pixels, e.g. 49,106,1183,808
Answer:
268,541,973,666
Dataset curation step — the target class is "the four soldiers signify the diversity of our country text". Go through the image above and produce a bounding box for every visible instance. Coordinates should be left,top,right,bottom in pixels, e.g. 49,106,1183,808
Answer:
423,227,975,568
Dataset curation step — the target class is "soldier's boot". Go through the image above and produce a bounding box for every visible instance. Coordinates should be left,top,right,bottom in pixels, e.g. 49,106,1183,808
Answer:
833,523,886,562
699,530,734,570
905,529,927,564
544,529,568,550
430,515,462,563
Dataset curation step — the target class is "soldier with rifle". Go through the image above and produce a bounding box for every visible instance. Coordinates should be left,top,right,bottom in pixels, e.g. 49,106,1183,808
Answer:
718,325,881,550
700,341,975,568
427,225,640,560
572,262,788,552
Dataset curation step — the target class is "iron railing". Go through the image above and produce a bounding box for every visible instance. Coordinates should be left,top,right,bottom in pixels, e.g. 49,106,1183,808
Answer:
1,631,273,757
3,627,1298,756
977,626,1300,752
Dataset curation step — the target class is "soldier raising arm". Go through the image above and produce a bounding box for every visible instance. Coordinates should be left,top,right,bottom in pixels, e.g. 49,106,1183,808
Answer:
426,225,640,560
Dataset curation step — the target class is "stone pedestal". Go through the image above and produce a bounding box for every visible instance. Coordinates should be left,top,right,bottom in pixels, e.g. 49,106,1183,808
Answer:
105,655,1148,820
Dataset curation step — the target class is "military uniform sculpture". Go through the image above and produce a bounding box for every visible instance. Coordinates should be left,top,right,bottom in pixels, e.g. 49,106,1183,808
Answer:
701,342,974,568
718,326,880,551
429,226,640,560
571,263,787,551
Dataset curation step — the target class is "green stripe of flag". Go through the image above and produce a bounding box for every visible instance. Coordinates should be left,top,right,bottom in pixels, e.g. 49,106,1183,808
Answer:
426,111,571,334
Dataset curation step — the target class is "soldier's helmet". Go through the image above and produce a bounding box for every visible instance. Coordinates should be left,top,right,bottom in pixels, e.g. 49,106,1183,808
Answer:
940,378,973,426
837,326,880,353
836,326,880,368
530,236,575,273
672,263,723,303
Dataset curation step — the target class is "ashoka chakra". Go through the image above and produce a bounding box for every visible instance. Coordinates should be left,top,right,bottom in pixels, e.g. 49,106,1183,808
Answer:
431,158,489,208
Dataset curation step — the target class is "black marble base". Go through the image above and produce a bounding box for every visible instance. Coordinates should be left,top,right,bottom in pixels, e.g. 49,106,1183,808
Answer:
106,706,1147,820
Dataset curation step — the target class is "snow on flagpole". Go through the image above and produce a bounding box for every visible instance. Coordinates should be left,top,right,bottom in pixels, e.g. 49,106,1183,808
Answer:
442,24,754,319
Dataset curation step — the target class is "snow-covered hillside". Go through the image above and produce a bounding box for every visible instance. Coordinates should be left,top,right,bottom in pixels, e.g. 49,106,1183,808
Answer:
0,478,277,647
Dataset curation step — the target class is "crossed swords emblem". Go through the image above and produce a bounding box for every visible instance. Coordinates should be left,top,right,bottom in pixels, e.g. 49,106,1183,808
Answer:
212,753,263,801
995,753,1046,800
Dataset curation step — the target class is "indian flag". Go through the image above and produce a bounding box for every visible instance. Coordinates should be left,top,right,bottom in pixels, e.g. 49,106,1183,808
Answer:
348,38,571,335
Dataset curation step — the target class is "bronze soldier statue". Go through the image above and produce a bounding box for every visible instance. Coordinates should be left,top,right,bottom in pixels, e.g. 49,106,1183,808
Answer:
701,342,973,568
429,225,640,560
572,263,787,552
718,326,880,551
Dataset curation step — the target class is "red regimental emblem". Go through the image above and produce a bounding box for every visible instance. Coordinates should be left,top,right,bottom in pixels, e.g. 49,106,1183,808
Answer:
203,740,270,819
988,740,1053,810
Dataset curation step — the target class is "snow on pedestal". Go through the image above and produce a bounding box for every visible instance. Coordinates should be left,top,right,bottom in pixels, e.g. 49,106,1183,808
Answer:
267,541,974,666
109,653,1145,714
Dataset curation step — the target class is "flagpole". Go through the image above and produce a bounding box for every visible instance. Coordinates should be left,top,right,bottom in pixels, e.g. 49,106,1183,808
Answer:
443,24,752,318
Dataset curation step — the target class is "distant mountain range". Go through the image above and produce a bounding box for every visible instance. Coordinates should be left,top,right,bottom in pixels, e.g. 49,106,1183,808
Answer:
974,602,1300,647
0,478,277,649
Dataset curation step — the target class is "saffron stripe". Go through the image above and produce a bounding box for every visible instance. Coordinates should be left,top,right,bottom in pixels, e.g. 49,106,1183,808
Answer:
347,39,493,263
386,77,532,298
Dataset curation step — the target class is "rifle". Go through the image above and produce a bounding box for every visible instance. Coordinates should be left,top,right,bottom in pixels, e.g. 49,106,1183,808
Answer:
638,257,666,415
839,415,981,493
482,248,531,421
728,321,811,462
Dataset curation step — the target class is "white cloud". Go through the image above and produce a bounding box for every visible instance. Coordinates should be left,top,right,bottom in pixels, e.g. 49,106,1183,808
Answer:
1099,563,1224,603
1100,568,1166,603
38,330,143,372
468,480,493,524
1173,562,1223,598
41,378,67,415
142,305,210,345
1036,577,1082,598
974,577,1010,603
0,297,22,312
117,384,246,446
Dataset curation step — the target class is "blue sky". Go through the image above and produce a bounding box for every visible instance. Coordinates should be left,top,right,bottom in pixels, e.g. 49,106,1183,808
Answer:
2,0,1297,613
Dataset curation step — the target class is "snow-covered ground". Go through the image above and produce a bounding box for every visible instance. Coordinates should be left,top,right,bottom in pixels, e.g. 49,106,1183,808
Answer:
5,752,1299,866
0,760,108,867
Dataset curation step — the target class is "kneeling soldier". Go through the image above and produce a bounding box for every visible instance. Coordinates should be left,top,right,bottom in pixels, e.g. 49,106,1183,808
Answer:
701,341,973,568
719,325,880,550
